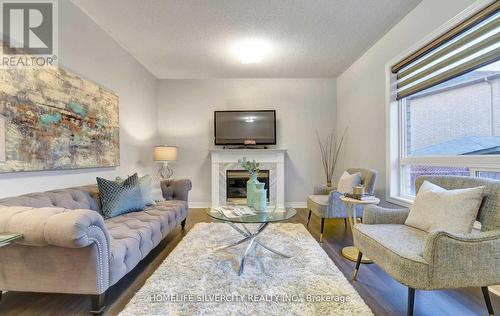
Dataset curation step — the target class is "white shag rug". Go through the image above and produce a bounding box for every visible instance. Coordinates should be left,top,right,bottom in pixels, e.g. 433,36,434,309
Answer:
120,222,373,315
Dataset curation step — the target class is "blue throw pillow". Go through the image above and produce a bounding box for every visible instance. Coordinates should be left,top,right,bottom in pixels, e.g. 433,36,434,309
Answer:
97,173,146,219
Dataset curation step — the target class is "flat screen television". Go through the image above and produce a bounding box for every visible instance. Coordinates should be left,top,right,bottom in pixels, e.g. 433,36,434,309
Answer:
214,110,276,146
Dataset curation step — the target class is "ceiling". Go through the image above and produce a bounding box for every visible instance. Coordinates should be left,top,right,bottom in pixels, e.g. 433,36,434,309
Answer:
73,0,421,79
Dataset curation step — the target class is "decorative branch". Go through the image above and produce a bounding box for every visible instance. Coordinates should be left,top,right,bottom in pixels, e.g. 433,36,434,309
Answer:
316,127,348,186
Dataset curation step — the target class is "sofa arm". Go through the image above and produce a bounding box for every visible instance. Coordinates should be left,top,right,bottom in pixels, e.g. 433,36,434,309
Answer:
423,230,500,287
161,179,192,201
363,205,410,224
0,206,111,294
0,206,110,250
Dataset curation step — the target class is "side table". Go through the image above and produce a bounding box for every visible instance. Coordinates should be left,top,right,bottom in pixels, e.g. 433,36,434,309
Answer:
340,196,380,264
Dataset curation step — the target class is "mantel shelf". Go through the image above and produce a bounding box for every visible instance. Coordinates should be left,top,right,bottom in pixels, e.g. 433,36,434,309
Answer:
209,148,287,154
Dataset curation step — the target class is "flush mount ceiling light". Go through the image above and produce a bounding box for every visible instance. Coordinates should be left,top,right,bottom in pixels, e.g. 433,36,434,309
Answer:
231,38,273,64
244,116,256,123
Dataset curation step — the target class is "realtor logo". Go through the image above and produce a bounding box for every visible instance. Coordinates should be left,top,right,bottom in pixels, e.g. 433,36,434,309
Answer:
0,0,58,67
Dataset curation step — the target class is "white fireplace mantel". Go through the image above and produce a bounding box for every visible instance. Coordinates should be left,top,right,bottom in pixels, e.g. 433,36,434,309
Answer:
210,148,287,208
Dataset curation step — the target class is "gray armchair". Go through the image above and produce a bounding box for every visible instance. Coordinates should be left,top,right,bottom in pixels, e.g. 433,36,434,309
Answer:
352,176,500,316
306,168,377,242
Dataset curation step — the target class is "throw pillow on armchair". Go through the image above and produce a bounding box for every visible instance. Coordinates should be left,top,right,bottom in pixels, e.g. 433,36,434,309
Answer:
405,180,484,233
337,171,362,194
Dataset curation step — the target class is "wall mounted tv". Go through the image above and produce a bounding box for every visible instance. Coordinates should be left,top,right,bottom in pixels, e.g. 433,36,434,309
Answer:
214,110,276,146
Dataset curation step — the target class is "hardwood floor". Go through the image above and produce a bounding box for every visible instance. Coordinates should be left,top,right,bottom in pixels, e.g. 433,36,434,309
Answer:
0,208,498,316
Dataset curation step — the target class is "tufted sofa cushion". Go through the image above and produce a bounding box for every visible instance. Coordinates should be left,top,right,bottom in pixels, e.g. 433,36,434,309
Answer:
105,200,187,285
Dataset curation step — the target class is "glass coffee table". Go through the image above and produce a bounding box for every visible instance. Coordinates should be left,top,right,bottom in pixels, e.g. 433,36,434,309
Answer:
207,205,297,275
0,233,22,248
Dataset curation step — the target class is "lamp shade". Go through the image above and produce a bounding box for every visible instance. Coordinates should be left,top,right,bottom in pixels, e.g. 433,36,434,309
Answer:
154,146,178,162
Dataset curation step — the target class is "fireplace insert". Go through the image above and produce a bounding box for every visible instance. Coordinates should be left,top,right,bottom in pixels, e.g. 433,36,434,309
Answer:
226,170,270,202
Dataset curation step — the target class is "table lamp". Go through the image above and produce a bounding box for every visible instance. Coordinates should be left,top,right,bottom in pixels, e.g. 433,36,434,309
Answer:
154,146,178,180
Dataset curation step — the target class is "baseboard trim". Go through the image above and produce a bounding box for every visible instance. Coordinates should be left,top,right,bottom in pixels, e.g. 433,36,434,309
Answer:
285,202,307,208
188,202,307,209
188,202,212,208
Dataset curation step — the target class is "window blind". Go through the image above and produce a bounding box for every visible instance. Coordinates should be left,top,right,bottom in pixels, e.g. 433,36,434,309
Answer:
392,1,500,100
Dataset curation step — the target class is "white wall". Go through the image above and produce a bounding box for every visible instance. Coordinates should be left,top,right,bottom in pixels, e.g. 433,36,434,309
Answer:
0,1,158,198
335,0,477,202
156,79,336,206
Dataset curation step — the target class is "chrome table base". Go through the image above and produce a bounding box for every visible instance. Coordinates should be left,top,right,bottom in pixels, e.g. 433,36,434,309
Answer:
215,222,292,275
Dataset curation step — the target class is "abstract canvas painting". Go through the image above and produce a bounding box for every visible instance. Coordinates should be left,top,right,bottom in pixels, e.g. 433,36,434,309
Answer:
0,67,119,172
0,115,5,162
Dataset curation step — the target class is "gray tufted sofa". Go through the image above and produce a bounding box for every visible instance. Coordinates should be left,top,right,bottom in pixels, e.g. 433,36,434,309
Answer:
0,178,192,313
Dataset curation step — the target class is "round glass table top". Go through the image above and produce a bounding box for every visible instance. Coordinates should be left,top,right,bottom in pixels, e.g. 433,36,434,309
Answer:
207,205,297,223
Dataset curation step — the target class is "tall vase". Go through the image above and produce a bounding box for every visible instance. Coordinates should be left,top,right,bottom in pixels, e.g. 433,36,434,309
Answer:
253,182,267,211
246,172,258,207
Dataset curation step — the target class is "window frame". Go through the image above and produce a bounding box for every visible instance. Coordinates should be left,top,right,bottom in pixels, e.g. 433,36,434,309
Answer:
386,0,499,207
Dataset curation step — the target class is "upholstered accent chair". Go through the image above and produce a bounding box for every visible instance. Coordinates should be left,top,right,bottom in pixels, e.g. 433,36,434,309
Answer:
352,176,500,316
306,168,377,242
